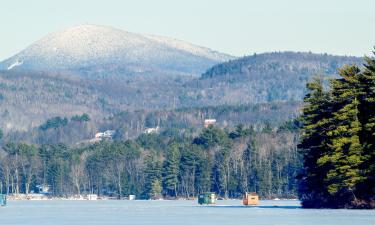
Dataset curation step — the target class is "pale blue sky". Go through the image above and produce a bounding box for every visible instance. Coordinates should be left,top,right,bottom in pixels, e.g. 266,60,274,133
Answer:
1,0,374,60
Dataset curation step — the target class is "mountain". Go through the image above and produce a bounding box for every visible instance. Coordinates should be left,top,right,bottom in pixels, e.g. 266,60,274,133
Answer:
0,30,365,133
0,25,233,76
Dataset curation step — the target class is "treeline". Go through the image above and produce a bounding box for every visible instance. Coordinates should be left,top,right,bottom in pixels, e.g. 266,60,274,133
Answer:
39,114,90,131
202,52,361,79
298,51,375,208
0,124,300,199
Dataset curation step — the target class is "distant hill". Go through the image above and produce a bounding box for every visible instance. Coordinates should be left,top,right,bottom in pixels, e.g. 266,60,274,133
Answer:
198,52,363,103
0,37,365,132
0,25,233,76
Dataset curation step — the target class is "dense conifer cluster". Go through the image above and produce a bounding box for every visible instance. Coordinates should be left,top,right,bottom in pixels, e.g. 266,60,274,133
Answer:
298,50,375,208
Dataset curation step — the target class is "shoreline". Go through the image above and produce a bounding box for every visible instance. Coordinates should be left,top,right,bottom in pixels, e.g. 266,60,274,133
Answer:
5,194,299,201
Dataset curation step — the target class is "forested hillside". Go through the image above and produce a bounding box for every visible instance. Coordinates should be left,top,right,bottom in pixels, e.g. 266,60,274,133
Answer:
0,52,361,132
0,71,113,131
199,52,362,103
6,102,300,145
0,124,300,199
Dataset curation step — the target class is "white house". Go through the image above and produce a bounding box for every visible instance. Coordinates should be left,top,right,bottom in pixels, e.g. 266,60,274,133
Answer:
103,130,115,137
95,130,115,139
95,132,104,138
204,119,216,128
143,126,160,134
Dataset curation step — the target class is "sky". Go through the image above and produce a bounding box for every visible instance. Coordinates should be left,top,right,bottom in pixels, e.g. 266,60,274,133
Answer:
1,0,374,60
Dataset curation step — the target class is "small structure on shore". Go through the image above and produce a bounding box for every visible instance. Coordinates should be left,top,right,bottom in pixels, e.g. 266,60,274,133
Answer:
36,184,51,195
128,195,136,200
87,194,98,200
198,193,216,205
243,192,259,206
0,194,7,206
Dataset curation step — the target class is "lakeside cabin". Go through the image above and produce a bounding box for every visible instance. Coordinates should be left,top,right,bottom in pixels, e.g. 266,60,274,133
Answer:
243,192,259,206
87,194,98,200
198,193,216,205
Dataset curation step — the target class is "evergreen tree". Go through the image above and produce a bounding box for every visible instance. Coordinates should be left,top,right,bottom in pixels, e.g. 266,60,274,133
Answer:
317,66,365,207
193,126,228,149
213,145,231,198
242,140,258,193
356,51,375,205
195,149,213,194
299,60,375,208
143,153,162,199
150,179,162,199
229,124,253,139
297,76,333,208
179,143,199,198
162,144,180,197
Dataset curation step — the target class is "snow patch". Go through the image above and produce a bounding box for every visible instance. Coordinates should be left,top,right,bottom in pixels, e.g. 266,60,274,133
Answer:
7,60,23,70
144,34,231,61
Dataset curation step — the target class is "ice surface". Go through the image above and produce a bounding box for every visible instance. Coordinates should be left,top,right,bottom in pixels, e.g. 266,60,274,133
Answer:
1,200,374,225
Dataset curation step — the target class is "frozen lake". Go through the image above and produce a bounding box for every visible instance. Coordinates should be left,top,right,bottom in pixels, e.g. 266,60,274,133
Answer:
1,200,374,225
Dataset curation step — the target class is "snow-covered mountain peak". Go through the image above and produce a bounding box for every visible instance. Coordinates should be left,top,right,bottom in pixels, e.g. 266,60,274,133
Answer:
0,24,234,76
27,24,150,60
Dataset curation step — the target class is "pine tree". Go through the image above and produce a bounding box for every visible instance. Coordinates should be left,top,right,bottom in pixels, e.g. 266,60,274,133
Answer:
242,140,258,193
179,143,199,198
213,145,231,198
162,144,180,197
299,62,375,208
317,66,365,207
297,76,333,208
356,50,375,206
195,150,213,193
143,154,162,199
150,179,162,199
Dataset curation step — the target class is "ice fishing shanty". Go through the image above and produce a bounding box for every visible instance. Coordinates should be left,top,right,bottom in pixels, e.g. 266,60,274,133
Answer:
0,194,7,206
198,193,216,205
243,192,259,206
